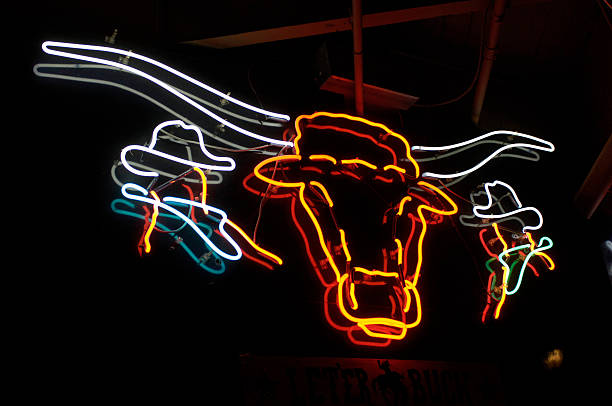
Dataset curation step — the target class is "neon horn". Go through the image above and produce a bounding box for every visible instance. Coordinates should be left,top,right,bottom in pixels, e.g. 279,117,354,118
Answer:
412,130,554,179
33,63,282,154
41,41,293,147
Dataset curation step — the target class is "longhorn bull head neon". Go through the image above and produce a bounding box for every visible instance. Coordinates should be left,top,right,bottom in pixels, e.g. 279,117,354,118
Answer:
250,112,457,346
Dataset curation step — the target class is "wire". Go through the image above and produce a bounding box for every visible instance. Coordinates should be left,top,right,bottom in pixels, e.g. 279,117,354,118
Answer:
412,0,492,108
252,135,297,243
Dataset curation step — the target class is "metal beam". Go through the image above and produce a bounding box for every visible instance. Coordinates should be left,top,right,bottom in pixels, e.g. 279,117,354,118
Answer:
575,133,612,219
352,0,364,116
471,0,509,125
184,0,489,49
320,75,419,111
183,0,554,49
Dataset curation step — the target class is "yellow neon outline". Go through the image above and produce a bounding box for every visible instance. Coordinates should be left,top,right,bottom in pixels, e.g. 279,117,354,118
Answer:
310,181,334,207
394,238,403,265
144,190,161,253
354,267,399,279
527,232,555,270
340,158,378,170
293,112,420,177
309,154,337,164
225,219,283,265
338,274,412,339
384,164,406,174
494,268,508,319
253,155,303,188
492,223,508,257
192,167,209,215
252,112,460,340
349,282,358,310
339,228,351,262
397,195,413,215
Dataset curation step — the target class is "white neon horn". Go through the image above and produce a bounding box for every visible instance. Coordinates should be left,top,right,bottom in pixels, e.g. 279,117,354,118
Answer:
412,130,554,179
41,41,293,147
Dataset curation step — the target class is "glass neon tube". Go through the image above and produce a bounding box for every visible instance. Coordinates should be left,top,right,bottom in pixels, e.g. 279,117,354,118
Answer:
41,41,293,147
412,130,554,179
473,181,544,232
121,183,242,260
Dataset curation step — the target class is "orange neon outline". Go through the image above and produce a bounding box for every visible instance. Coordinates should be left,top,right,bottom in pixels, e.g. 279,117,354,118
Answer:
290,197,334,286
482,271,497,323
410,181,458,285
143,190,161,253
310,181,334,207
308,125,399,175
309,154,337,165
402,214,417,277
305,123,400,166
294,112,420,177
242,170,294,199
225,218,283,265
479,228,498,258
324,284,393,347
374,175,394,183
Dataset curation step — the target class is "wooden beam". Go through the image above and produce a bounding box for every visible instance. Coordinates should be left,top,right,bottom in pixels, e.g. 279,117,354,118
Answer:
575,133,612,219
320,75,419,111
183,0,554,49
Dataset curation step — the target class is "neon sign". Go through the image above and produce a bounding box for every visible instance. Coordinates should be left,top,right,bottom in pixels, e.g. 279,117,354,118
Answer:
247,111,457,346
39,41,291,147
37,40,559,344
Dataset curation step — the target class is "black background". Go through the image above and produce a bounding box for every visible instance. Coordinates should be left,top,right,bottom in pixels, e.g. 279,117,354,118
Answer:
12,1,612,404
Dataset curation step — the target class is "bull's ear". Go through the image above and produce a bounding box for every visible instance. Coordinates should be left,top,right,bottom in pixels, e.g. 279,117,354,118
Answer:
242,170,295,199
243,155,303,198
411,180,459,217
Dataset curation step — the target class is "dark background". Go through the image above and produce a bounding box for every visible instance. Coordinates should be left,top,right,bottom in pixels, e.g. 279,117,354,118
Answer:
13,0,611,404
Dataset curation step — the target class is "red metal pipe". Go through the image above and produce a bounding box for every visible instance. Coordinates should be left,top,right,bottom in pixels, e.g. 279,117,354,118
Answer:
471,0,508,125
352,0,364,116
